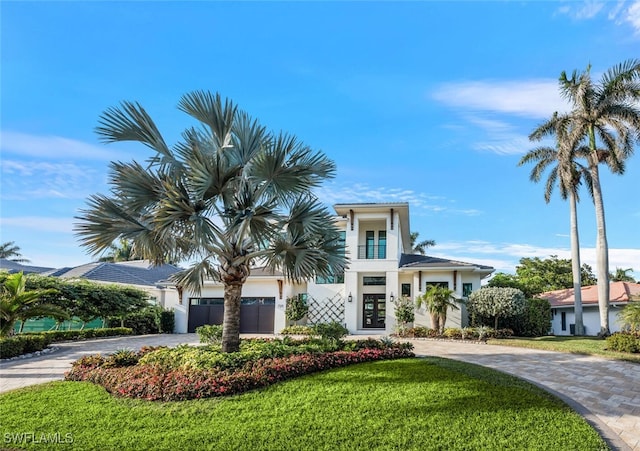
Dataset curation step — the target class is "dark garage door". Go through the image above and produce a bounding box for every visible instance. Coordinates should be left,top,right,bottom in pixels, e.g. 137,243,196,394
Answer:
188,297,275,333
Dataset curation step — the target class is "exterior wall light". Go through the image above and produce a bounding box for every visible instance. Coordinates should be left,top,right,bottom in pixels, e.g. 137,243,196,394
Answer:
390,292,394,302
348,293,353,303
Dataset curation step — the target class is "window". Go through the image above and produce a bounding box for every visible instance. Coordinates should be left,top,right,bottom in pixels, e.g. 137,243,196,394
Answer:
363,276,386,286
401,283,411,297
378,231,387,259
190,297,275,305
366,231,375,259
561,312,566,331
462,283,473,297
426,281,448,290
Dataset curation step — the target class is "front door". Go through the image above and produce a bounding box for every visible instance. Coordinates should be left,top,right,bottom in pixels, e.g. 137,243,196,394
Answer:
363,294,386,329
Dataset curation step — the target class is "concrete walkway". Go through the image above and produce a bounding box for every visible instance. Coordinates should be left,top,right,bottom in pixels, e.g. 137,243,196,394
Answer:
1,335,638,450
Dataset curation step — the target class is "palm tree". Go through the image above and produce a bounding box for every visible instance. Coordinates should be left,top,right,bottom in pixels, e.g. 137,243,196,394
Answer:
410,232,436,255
521,118,593,335
98,238,140,262
0,242,30,263
416,285,458,334
0,272,66,336
75,91,348,352
610,267,636,283
531,59,640,336
617,302,640,332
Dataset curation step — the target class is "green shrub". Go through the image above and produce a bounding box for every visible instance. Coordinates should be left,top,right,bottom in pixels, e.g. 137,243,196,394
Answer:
23,327,132,343
196,324,223,344
280,325,315,335
108,306,162,335
285,296,308,322
443,328,462,339
606,332,640,353
102,349,140,368
313,321,348,341
0,335,49,359
461,327,478,340
160,310,175,333
406,326,437,338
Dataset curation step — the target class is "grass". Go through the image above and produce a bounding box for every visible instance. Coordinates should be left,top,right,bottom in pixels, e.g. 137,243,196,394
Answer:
488,336,640,363
0,358,607,451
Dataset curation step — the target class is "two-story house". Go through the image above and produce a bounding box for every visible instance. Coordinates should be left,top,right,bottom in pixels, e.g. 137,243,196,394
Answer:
173,202,494,334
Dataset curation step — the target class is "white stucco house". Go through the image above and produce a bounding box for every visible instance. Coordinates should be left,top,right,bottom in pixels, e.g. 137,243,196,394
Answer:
541,282,640,336
172,202,495,335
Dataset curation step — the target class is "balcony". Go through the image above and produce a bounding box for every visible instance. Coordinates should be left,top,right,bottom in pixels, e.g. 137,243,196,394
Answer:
357,245,387,259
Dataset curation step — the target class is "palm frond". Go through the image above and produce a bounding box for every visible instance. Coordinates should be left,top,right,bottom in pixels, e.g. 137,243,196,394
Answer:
177,91,237,150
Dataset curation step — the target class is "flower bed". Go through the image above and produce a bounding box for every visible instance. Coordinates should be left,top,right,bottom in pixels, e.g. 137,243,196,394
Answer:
65,339,414,401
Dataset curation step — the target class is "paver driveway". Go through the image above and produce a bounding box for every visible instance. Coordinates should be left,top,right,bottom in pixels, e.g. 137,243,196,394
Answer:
1,335,638,450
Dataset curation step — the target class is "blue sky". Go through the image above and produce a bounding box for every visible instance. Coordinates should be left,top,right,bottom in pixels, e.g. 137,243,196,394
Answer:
1,1,639,281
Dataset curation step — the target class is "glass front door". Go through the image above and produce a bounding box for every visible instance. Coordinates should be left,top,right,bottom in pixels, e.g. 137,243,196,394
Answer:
363,294,386,329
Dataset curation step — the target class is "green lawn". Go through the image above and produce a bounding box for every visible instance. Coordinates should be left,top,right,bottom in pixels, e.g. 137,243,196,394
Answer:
0,358,607,451
489,336,640,363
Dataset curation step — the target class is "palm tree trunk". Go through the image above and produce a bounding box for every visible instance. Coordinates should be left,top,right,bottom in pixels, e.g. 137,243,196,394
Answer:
439,312,447,334
221,282,242,352
588,128,610,336
569,190,584,335
430,312,439,332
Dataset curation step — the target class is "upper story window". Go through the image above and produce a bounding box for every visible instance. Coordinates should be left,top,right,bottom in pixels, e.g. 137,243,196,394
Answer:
462,283,473,297
426,281,449,290
360,230,387,259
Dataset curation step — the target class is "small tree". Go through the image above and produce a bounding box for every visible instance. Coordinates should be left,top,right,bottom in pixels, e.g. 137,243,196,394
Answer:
617,303,640,332
467,287,526,330
416,286,458,334
393,295,415,335
285,295,308,323
0,272,67,336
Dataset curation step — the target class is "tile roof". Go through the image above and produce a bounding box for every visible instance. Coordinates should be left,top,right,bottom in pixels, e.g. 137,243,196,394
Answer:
540,282,640,307
398,254,494,272
0,258,54,274
55,260,182,286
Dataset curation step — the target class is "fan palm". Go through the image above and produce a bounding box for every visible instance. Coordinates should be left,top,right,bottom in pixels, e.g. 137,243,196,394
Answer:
0,272,66,336
98,238,140,262
416,285,458,334
521,118,593,335
75,91,348,352
530,59,640,335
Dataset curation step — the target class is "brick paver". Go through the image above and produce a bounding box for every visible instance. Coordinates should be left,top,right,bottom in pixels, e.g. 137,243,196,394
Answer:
1,335,638,450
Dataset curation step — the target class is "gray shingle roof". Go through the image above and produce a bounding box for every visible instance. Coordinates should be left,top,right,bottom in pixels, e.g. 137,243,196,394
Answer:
0,258,55,274
55,260,182,286
399,254,494,272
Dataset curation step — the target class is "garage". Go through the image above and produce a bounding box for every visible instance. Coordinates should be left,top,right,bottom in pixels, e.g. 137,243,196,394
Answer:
188,297,275,334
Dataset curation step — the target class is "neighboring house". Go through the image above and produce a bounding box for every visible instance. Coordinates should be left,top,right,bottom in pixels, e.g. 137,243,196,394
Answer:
0,258,54,274
181,202,495,335
53,260,183,309
540,281,640,336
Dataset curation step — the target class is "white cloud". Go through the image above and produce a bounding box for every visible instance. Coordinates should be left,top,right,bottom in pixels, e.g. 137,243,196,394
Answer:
1,159,103,199
316,183,483,217
557,1,605,20
0,130,127,161
431,79,568,119
625,0,640,32
465,116,534,155
0,216,76,234
433,239,640,281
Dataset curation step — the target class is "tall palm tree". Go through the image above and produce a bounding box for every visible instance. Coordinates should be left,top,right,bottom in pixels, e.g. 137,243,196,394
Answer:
531,59,640,336
0,272,65,336
0,242,30,263
410,232,436,255
416,285,458,334
610,267,637,283
520,118,593,335
75,91,348,352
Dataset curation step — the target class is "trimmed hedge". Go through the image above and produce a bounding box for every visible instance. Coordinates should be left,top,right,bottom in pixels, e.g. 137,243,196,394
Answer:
1,328,133,359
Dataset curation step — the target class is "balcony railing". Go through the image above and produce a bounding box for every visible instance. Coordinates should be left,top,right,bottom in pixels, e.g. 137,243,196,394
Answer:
357,245,387,259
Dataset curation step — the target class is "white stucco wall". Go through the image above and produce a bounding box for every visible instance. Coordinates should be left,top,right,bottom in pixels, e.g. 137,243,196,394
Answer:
550,304,627,336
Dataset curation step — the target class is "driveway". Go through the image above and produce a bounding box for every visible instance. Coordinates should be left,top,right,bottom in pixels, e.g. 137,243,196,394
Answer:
1,335,638,450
